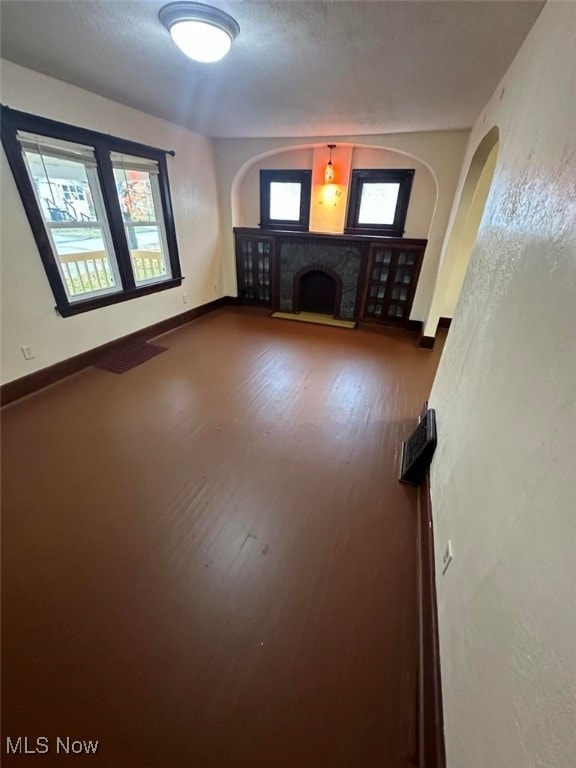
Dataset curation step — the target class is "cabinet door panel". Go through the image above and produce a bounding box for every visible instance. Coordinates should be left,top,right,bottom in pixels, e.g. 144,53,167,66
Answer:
363,247,393,319
362,245,424,325
236,236,274,306
387,250,418,321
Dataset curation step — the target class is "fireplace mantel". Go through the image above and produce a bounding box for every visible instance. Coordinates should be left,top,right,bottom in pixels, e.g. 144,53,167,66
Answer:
235,228,427,247
233,228,427,327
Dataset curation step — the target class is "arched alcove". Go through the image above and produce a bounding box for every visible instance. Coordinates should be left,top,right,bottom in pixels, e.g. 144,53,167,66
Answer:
232,143,438,241
220,132,466,319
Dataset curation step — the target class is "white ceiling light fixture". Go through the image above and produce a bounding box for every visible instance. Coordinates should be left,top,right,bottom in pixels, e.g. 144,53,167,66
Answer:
159,2,240,64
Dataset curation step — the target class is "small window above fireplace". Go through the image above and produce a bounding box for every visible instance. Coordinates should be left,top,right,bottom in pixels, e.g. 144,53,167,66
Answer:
260,170,312,232
345,169,414,237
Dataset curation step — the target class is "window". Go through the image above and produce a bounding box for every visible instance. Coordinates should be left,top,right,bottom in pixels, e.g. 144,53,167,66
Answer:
259,170,311,232
1,107,182,316
345,169,414,237
111,153,172,285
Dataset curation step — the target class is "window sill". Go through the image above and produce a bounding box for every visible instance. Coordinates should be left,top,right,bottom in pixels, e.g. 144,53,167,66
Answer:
344,227,405,238
57,277,183,317
260,223,310,233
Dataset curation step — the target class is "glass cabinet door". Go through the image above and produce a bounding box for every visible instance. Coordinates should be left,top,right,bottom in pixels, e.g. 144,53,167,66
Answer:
237,237,273,305
363,246,420,324
364,248,393,318
384,250,418,322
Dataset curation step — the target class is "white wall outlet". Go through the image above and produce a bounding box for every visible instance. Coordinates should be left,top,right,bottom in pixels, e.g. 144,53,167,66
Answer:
442,540,453,574
21,345,35,361
182,294,189,305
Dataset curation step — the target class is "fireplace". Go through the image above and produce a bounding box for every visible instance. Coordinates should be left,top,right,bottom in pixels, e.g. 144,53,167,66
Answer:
294,267,341,315
278,238,362,319
234,229,429,326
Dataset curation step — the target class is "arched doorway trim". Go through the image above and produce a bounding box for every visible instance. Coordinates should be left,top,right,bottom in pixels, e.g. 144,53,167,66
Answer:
423,126,500,339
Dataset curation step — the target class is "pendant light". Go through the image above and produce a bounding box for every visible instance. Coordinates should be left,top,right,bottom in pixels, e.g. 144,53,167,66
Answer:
324,144,336,184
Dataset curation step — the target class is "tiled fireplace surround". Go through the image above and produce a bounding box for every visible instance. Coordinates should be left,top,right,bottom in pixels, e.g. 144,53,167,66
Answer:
278,240,362,320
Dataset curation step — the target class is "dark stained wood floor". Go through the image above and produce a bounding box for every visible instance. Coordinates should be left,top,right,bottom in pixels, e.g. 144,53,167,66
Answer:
1,308,445,768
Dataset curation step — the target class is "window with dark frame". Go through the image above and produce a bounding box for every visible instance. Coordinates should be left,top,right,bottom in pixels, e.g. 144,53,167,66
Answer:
345,169,415,237
1,106,182,317
259,169,312,232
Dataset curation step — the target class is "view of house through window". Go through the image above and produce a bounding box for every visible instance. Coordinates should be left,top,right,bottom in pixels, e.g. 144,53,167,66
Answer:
20,132,121,300
1,106,182,316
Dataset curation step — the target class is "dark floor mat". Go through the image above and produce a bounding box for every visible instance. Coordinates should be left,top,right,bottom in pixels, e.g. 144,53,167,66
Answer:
95,343,167,374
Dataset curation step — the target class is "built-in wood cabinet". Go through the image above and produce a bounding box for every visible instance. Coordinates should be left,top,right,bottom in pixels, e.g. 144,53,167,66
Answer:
362,244,423,325
233,228,426,328
235,234,274,306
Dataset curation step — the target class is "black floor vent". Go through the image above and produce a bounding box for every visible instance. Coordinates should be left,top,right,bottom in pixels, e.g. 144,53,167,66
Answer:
400,405,437,486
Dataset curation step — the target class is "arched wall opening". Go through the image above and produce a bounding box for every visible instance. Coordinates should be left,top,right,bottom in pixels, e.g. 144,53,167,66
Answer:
425,126,500,336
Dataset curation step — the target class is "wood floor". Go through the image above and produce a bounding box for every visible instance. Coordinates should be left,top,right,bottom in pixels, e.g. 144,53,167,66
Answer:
1,308,445,768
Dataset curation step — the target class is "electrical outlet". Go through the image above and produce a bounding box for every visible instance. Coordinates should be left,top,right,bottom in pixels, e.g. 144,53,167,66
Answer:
21,345,35,361
442,540,453,574
182,294,188,305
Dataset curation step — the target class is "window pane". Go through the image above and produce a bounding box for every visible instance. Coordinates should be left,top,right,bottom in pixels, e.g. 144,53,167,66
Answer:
127,226,168,282
270,181,301,221
358,182,400,225
113,163,171,283
52,227,118,297
113,166,157,222
18,131,120,301
22,145,97,223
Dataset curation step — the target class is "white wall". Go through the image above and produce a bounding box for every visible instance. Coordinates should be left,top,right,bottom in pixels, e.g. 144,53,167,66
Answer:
237,147,314,227
0,61,221,384
429,3,576,767
214,130,468,322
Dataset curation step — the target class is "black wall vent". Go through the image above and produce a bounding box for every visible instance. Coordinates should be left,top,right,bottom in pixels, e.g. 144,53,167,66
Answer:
400,405,437,486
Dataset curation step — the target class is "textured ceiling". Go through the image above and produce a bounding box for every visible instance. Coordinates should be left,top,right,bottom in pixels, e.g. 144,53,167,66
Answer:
0,0,544,138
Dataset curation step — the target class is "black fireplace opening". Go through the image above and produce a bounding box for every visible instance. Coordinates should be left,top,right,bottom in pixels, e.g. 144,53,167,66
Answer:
298,270,338,315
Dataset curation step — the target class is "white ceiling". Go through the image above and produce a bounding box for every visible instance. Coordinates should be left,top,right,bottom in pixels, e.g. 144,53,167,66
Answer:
0,0,544,139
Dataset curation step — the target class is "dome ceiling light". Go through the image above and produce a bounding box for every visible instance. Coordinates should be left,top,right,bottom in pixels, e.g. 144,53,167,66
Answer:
159,2,240,63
